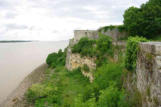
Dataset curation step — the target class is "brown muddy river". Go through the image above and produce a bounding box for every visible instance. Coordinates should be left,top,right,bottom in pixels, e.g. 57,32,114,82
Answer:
0,41,68,104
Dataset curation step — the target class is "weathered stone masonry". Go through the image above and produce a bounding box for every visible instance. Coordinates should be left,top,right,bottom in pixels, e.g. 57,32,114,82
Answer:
136,42,161,107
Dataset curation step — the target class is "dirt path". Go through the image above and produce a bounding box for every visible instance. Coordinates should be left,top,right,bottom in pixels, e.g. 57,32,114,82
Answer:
0,63,48,107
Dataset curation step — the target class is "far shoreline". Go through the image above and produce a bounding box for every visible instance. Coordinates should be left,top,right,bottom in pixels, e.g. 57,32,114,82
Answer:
0,40,33,43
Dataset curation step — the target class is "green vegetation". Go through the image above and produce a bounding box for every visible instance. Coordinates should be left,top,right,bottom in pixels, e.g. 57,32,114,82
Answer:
72,37,96,57
150,35,161,41
72,33,113,67
96,33,113,55
26,35,145,106
123,0,161,38
117,25,127,33
26,67,90,106
25,0,160,106
99,25,116,32
26,63,129,107
99,0,161,40
125,36,148,71
46,49,66,68
98,25,126,33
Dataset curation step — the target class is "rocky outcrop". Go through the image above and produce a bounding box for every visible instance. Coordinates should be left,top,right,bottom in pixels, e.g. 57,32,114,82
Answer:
66,48,96,82
66,49,96,71
66,30,98,82
136,42,161,107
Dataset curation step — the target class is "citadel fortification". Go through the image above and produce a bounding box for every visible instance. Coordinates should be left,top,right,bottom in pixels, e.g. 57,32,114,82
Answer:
66,28,161,107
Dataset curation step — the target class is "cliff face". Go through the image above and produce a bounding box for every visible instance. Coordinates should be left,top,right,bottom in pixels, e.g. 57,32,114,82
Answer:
136,42,161,107
66,48,96,71
66,30,98,71
65,48,96,82
66,29,127,81
66,30,97,82
65,29,161,107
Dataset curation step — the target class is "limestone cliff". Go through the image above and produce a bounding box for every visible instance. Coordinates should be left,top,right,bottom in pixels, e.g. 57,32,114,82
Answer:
66,30,97,82
66,48,96,82
65,29,161,107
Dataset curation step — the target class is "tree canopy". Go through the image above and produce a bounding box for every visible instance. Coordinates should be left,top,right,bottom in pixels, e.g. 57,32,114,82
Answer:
123,0,161,38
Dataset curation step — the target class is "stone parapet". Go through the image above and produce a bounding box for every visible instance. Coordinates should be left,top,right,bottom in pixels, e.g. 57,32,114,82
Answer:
136,42,161,107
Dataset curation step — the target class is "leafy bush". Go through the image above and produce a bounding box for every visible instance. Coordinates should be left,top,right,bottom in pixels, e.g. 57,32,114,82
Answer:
72,35,113,67
123,0,161,38
125,36,148,70
117,25,127,32
96,33,113,55
93,63,123,90
26,84,54,102
46,49,66,68
72,37,96,57
97,85,127,107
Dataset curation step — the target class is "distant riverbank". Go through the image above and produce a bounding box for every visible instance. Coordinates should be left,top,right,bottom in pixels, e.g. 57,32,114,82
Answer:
0,40,33,43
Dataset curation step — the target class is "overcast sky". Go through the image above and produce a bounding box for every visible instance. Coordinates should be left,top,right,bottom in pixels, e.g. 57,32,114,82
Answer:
0,0,148,41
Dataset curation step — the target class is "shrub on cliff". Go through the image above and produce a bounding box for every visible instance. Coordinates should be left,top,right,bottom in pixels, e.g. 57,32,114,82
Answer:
93,63,123,90
95,33,113,66
96,33,113,55
97,84,127,107
125,36,148,70
72,37,96,57
46,49,66,68
26,84,57,102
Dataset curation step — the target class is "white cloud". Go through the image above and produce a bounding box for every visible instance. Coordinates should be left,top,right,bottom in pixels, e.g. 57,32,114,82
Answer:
0,0,148,41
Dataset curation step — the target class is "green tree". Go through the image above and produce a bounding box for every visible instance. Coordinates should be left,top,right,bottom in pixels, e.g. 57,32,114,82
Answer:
123,0,161,38
46,49,66,68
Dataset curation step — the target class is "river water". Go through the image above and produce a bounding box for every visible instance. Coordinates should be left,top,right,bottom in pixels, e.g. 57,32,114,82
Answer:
0,41,68,104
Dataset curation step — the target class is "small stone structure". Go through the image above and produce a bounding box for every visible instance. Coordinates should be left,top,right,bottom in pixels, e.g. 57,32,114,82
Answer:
74,30,98,42
69,29,127,46
136,42,161,107
69,30,98,46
